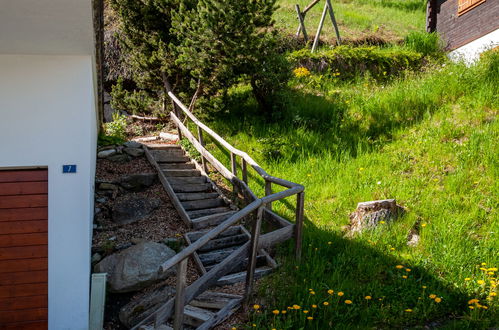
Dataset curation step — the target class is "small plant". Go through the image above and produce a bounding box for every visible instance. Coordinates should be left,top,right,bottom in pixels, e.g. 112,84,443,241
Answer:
104,112,128,142
404,31,444,58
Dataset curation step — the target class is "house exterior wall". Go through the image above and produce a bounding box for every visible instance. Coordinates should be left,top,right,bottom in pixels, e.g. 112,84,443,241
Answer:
0,54,97,329
449,28,499,63
431,0,499,51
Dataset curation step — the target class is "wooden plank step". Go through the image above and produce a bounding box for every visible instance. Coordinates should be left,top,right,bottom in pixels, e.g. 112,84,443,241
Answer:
190,292,242,310
181,198,225,211
187,207,232,220
204,255,267,272
160,163,196,170
156,155,190,163
198,234,248,253
187,226,243,242
146,144,181,150
198,246,240,265
195,297,242,330
216,267,273,286
171,183,211,193
163,169,201,177
191,211,238,229
183,305,215,327
167,176,207,185
176,192,220,202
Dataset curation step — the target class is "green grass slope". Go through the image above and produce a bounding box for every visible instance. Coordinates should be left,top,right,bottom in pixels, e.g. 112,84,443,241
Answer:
274,0,426,42
203,53,498,328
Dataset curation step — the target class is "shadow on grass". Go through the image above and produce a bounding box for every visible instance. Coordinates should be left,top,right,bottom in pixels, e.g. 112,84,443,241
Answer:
250,214,486,329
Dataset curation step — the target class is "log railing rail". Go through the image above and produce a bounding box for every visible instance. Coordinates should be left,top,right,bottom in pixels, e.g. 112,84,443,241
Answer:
134,92,305,330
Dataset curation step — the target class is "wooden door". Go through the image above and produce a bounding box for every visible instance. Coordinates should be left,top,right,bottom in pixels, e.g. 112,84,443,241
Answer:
0,169,48,329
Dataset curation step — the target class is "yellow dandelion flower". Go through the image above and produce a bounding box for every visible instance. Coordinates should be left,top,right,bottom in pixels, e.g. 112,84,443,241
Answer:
468,299,479,304
345,300,352,304
481,263,487,266
390,247,395,251
327,289,334,295
405,309,413,312
469,306,475,309
478,280,485,285
312,304,317,308
293,67,311,78
253,304,260,310
481,305,488,309
365,296,372,300
293,304,301,310
307,316,313,320
464,278,471,281
429,294,437,299
421,223,427,227
489,292,497,297
435,297,442,303
323,302,329,306
328,241,332,245
252,324,256,327
231,327,237,330
338,292,344,296
282,310,287,314
380,221,386,224
310,291,315,295
406,268,411,272
422,286,427,289
396,265,404,269
480,267,487,271
488,268,498,272
402,275,408,279
303,310,309,314
272,310,279,315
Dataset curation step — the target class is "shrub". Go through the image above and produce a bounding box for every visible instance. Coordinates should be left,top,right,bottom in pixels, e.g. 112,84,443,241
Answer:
110,77,160,115
404,32,444,58
288,45,423,81
104,112,128,143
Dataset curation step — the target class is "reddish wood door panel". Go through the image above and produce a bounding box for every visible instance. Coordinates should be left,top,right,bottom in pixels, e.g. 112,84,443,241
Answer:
0,195,48,209
0,295,47,311
0,258,48,274
0,245,48,261
0,220,47,234
0,170,47,183
0,182,48,196
0,207,48,222
0,233,48,248
0,271,47,286
0,169,48,329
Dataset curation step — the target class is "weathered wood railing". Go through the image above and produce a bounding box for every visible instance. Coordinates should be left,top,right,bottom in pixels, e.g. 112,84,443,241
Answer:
134,92,305,330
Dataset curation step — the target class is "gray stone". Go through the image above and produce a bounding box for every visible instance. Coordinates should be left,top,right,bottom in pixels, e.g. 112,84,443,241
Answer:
112,196,161,225
99,183,119,191
96,197,108,204
94,207,102,215
131,238,148,245
92,253,102,264
124,147,145,157
107,153,131,163
94,242,176,293
124,141,142,148
119,284,176,328
98,149,117,159
119,173,157,191
104,103,119,123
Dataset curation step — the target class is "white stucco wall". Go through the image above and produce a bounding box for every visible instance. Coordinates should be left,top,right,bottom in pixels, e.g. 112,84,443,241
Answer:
0,55,96,329
449,28,499,64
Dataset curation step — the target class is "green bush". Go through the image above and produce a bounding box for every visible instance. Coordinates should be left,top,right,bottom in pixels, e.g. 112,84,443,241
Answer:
103,112,128,143
110,77,160,115
288,45,423,81
404,31,444,58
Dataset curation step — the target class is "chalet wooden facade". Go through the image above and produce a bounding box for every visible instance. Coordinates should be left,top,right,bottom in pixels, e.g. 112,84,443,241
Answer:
427,0,499,61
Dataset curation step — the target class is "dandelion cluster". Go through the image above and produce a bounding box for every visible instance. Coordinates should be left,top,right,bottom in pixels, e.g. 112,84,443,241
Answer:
293,67,311,78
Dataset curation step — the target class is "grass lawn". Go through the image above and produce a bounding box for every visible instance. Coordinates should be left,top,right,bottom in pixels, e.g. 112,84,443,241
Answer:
274,0,426,42
198,53,498,328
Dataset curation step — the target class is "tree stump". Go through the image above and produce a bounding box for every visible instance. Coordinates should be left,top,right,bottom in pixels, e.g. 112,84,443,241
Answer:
347,199,404,235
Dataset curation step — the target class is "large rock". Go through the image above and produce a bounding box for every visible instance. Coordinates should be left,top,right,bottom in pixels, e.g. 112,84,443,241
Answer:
119,284,176,327
348,199,404,234
124,147,145,157
119,173,157,191
94,242,176,293
112,196,161,225
124,141,142,148
98,149,117,159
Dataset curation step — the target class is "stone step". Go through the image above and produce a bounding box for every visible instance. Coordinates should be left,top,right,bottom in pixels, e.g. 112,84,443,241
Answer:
163,169,201,177
216,267,273,286
171,183,212,193
176,192,220,202
187,207,232,220
191,211,238,229
187,226,243,242
197,234,248,253
160,163,196,170
181,198,225,211
168,176,207,185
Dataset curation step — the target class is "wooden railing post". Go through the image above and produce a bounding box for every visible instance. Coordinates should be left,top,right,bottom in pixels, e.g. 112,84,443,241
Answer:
265,180,272,211
197,126,208,173
230,152,237,176
295,192,305,261
242,158,248,184
173,105,183,141
172,258,188,330
245,206,264,303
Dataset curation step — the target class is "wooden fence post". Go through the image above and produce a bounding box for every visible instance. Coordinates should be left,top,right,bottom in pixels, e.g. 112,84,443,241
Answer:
172,258,188,330
242,158,248,184
295,192,305,260
295,4,308,42
245,206,264,303
265,180,273,211
197,126,208,173
325,0,341,45
311,2,328,52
